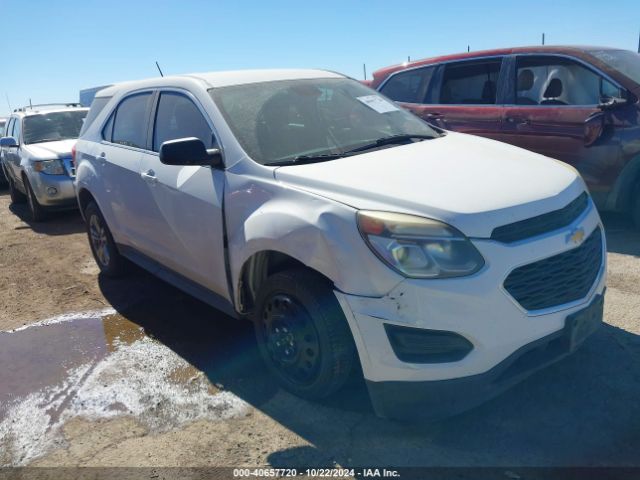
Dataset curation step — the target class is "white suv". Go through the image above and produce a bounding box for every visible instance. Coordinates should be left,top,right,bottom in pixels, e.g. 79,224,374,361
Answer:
75,70,606,420
0,104,88,221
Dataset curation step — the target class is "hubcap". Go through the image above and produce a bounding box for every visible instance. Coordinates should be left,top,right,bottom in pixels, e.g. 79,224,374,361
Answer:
261,293,321,386
89,214,110,266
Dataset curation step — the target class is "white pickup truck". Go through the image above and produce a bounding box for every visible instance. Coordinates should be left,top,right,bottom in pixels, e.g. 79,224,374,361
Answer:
74,70,606,420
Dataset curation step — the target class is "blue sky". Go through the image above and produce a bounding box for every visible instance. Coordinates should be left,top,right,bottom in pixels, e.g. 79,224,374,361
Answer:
1,0,639,116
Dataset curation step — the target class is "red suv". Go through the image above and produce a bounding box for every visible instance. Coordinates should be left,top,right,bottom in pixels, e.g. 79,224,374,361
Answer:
371,46,640,227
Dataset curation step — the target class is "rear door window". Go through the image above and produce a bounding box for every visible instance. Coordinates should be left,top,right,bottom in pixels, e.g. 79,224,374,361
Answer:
515,56,622,106
111,93,153,149
379,66,436,104
152,92,214,151
439,59,502,104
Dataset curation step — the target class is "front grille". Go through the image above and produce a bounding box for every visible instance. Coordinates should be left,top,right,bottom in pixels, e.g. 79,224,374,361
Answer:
491,192,589,243
504,227,603,311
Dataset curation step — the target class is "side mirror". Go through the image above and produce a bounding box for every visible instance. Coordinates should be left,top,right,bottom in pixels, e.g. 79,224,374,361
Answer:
159,137,224,168
584,112,605,147
0,136,18,148
598,96,628,111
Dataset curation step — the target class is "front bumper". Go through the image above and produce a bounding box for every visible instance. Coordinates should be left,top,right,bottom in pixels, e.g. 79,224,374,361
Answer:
335,200,606,419
367,293,604,420
28,172,77,208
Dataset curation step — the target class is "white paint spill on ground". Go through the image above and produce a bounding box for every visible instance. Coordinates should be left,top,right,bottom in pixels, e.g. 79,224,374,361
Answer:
5,308,116,333
0,310,250,466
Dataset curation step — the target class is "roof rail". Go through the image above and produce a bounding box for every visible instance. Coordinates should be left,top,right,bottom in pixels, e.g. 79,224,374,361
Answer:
13,102,83,112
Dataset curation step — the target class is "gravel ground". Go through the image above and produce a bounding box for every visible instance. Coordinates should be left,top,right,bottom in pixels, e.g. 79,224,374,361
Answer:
0,188,639,473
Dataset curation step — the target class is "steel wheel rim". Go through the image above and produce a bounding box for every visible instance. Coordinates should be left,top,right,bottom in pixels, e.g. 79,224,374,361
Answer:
261,293,321,386
89,214,110,266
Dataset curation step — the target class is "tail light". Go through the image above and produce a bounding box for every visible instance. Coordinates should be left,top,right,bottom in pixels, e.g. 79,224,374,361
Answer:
71,145,77,168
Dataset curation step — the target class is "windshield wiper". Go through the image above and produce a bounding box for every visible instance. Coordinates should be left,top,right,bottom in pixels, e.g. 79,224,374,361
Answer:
265,153,348,166
344,134,435,154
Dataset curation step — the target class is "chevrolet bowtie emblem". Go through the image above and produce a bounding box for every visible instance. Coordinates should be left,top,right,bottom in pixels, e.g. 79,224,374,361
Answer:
567,227,585,246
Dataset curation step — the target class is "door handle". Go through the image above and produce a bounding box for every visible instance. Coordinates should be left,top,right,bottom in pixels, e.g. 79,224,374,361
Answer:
426,112,444,119
141,169,157,184
506,117,530,126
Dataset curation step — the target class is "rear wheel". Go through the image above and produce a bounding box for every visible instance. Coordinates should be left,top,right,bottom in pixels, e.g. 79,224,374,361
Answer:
84,201,128,277
253,268,356,400
7,173,27,204
24,177,47,222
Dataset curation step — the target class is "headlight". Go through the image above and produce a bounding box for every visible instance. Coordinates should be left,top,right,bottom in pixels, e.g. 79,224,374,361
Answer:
357,211,485,279
33,159,65,175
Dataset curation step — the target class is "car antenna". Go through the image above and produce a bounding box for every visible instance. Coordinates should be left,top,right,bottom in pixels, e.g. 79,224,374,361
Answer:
29,98,33,109
5,93,11,112
155,61,164,77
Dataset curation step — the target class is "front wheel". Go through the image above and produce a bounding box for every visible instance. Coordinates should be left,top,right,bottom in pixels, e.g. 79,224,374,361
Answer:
253,268,357,400
24,177,47,222
84,201,128,277
7,173,27,204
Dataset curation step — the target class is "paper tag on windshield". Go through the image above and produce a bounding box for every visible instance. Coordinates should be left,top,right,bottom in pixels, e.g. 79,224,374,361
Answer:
356,95,399,113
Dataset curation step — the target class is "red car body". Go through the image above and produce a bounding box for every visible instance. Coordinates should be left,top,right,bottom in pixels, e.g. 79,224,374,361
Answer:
371,46,640,223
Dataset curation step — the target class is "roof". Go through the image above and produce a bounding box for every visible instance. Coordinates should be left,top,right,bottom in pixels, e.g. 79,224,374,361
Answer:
371,45,622,87
97,69,345,97
11,104,88,117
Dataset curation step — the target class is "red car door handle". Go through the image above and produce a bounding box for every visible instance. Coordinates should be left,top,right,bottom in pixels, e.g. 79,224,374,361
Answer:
506,117,530,125
426,112,444,119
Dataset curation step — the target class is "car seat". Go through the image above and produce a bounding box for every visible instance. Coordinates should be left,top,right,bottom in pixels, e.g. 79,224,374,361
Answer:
516,69,537,105
541,78,567,105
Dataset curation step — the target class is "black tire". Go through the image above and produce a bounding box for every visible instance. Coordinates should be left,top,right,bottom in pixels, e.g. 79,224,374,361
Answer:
7,174,27,204
253,268,357,400
84,201,129,277
632,186,640,230
24,176,47,222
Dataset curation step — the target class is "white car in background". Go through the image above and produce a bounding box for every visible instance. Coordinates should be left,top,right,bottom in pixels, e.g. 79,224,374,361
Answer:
74,70,606,420
0,104,88,221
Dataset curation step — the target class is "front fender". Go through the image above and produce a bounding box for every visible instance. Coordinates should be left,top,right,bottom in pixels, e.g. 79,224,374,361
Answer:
225,172,403,302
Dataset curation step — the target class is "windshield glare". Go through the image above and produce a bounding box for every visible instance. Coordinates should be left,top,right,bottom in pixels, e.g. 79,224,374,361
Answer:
23,110,88,145
589,49,640,87
210,78,438,165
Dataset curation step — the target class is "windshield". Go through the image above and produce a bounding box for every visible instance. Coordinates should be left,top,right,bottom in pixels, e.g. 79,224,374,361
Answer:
209,78,439,165
589,49,640,87
23,110,88,144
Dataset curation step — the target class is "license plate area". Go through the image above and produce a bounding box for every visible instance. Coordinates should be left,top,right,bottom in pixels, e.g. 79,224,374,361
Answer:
564,294,604,351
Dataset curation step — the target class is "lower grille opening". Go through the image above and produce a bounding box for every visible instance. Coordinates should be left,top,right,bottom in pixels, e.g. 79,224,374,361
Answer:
494,335,568,384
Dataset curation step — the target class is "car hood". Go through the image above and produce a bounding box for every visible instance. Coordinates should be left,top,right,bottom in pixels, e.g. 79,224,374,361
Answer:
24,139,76,159
274,132,585,238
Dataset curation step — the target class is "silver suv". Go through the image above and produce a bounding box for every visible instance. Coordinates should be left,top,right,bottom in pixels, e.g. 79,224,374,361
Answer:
0,104,88,221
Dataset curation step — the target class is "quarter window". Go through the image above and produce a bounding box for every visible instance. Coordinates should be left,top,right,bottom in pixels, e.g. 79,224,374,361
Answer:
515,56,622,106
112,93,153,149
81,96,112,136
439,59,502,105
153,92,214,151
380,66,436,104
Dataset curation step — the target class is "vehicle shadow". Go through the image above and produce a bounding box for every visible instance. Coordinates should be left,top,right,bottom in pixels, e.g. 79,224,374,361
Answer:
98,264,640,468
602,212,640,256
7,202,85,235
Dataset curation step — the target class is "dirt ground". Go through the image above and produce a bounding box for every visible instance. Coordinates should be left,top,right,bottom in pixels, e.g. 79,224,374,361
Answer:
1,187,640,473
